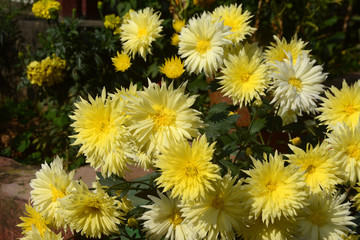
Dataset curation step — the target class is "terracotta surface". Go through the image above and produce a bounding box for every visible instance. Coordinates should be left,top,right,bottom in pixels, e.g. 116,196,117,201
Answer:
0,156,152,239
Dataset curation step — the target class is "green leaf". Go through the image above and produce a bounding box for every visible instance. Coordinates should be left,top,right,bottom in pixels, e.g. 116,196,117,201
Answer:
249,118,267,135
219,159,240,176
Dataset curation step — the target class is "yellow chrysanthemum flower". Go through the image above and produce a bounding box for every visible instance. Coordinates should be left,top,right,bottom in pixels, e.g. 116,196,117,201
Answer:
286,142,343,193
19,225,62,240
170,33,180,46
326,122,360,186
270,52,327,124
120,7,163,60
111,51,132,72
295,192,355,239
211,4,256,44
17,203,50,237
182,173,246,239
159,56,185,79
172,19,185,33
104,14,121,30
30,156,75,229
264,34,309,65
155,135,220,202
244,152,307,225
178,12,232,77
32,0,61,19
218,46,269,107
70,88,135,177
26,54,66,86
239,215,296,240
59,181,124,238
141,191,197,240
352,184,360,211
126,80,204,155
317,80,360,130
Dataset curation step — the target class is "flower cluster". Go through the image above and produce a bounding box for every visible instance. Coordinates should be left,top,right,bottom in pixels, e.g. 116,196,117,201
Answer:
32,0,61,19
19,1,360,240
26,54,66,86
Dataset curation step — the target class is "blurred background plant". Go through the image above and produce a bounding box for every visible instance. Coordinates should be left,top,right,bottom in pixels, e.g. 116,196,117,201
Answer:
0,0,359,171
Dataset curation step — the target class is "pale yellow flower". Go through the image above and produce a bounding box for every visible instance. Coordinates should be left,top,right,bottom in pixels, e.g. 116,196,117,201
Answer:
244,152,307,225
59,181,124,238
286,142,343,193
120,7,163,60
30,156,75,229
317,79,360,130
211,4,256,44
126,80,204,155
178,12,232,77
141,191,197,240
218,46,269,107
155,135,220,202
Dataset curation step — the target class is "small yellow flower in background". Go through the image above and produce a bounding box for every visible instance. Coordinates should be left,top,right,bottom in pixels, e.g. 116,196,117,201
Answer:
155,135,220,202
30,156,75,229
17,203,50,237
140,191,197,240
126,80,204,156
111,51,132,72
159,56,184,79
170,33,180,46
172,19,185,33
19,225,62,240
178,12,232,77
317,79,360,130
182,173,246,239
290,136,301,146
219,45,269,107
97,1,103,10
243,152,307,225
120,7,163,60
26,54,66,86
326,122,360,186
32,0,61,19
286,142,343,193
211,4,256,44
59,181,124,238
104,14,121,30
264,34,309,65
295,192,355,239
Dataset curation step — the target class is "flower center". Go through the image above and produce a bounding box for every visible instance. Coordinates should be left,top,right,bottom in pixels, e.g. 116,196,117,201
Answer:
240,72,251,83
185,164,198,177
169,210,183,225
306,164,316,174
99,120,110,133
309,210,327,226
266,180,278,192
212,195,224,210
345,105,357,116
137,28,147,38
87,199,102,213
50,185,66,202
347,143,360,160
151,105,176,130
196,39,211,54
288,77,302,90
